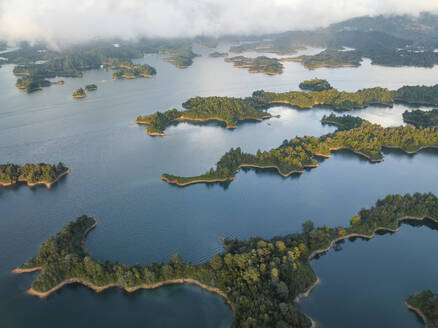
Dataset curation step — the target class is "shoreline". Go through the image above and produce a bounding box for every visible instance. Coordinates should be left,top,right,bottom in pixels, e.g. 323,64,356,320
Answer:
0,168,70,188
294,216,438,317
404,301,430,328
13,215,438,328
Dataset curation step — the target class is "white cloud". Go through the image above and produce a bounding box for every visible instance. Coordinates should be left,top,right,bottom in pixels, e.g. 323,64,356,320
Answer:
0,0,437,45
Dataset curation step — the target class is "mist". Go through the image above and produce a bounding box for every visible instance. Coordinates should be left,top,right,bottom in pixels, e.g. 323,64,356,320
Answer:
1,0,438,46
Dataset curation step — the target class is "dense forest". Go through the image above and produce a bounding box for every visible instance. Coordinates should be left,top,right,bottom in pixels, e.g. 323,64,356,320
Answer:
112,63,156,79
395,85,438,106
16,76,52,93
299,79,333,91
406,290,438,328
288,48,362,69
0,163,68,186
224,56,284,75
18,193,438,328
136,96,271,135
162,120,438,185
321,113,366,130
403,109,438,128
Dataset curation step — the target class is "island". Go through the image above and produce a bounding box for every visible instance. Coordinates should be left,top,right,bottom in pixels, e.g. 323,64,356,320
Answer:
224,56,284,75
0,163,69,188
284,49,362,69
14,193,438,328
209,52,228,58
72,88,87,98
16,76,51,93
299,78,333,91
406,290,438,328
321,113,366,130
85,84,97,91
136,97,272,135
112,63,156,79
403,109,438,128
161,119,438,186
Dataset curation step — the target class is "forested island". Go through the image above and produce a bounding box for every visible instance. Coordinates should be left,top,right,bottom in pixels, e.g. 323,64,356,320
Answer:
137,82,438,136
285,49,362,69
72,88,86,98
224,56,284,75
15,193,438,327
136,97,272,135
403,109,438,128
112,63,156,79
406,290,438,328
209,52,228,58
0,163,69,188
162,119,438,186
85,84,97,91
299,78,333,91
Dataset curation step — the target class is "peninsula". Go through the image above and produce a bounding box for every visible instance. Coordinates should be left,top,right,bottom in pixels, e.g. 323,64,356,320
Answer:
224,56,284,75
14,193,438,328
321,113,366,130
161,119,438,186
0,163,69,188
136,96,272,135
406,290,438,328
403,109,438,128
138,82,438,136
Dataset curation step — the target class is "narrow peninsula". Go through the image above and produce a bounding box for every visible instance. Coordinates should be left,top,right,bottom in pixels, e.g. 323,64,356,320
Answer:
14,193,438,328
406,290,438,328
162,118,438,186
0,163,69,188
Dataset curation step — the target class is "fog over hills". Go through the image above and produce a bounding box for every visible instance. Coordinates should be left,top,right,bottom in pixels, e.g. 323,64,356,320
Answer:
1,0,438,46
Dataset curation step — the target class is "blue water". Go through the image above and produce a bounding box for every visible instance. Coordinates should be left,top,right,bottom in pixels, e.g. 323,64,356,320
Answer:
1,44,437,327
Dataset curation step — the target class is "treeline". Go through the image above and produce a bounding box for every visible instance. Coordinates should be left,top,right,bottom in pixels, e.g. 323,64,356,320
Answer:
162,120,438,185
224,56,284,75
0,163,68,185
396,85,438,106
403,109,438,128
299,78,333,91
321,113,366,130
19,193,438,327
406,290,438,328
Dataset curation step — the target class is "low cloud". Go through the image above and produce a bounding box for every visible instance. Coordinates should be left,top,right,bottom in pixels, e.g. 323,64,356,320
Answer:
1,0,437,45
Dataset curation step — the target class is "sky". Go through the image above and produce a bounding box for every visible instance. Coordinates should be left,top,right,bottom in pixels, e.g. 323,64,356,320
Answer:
1,0,438,45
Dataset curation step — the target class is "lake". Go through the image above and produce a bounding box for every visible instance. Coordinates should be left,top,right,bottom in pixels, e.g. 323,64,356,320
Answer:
1,44,437,327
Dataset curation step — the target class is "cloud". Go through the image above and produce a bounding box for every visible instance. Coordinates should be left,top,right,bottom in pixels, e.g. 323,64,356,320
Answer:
0,0,437,45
